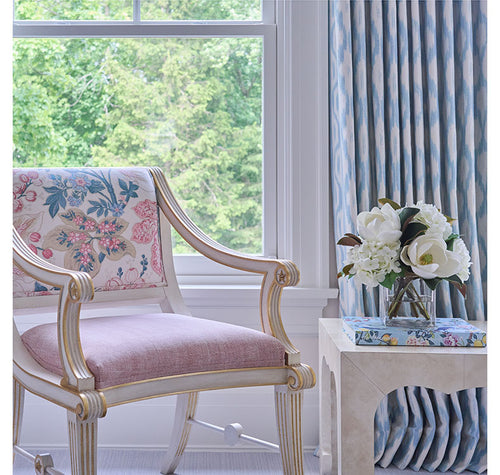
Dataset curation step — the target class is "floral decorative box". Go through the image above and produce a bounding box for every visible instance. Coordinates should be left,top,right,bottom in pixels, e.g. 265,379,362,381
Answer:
342,317,486,347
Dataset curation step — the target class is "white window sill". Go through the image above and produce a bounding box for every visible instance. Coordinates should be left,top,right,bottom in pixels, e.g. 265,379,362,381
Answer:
179,284,338,306
14,285,338,336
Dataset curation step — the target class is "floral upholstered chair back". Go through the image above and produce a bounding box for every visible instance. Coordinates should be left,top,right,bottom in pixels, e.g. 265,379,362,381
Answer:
13,168,167,298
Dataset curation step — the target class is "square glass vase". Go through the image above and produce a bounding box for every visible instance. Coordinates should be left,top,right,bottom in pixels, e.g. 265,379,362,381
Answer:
379,277,436,328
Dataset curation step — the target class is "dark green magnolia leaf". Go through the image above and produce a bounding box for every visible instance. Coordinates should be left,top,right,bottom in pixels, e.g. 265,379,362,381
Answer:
399,207,420,231
400,263,414,275
400,222,428,245
445,233,460,251
378,198,401,210
337,235,361,247
445,274,464,285
423,278,441,291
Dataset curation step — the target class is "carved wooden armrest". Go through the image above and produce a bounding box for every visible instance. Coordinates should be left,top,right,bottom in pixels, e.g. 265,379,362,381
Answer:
13,227,95,391
149,167,303,365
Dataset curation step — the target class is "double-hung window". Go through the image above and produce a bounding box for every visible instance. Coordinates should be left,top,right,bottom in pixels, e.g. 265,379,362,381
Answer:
13,0,277,283
13,1,332,301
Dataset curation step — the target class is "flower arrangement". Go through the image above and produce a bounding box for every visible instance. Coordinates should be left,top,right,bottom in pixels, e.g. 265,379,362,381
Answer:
337,198,471,321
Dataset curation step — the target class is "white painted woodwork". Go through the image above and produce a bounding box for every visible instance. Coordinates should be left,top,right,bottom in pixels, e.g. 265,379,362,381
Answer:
318,319,487,475
13,167,317,475
275,386,305,475
67,411,98,475
160,393,199,474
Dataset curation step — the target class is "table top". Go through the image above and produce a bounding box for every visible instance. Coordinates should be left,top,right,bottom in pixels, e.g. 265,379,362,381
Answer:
319,318,487,356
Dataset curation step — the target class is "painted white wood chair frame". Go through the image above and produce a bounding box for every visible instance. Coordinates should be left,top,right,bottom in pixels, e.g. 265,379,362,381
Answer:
13,167,315,475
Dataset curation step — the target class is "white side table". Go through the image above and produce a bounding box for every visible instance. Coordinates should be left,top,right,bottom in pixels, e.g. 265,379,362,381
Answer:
318,318,487,475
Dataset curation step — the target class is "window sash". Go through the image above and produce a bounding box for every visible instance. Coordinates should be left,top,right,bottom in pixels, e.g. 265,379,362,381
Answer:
13,0,275,28
13,4,278,279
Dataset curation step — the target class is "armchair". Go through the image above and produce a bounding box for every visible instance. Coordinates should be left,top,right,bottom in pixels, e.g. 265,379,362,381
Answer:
13,167,315,475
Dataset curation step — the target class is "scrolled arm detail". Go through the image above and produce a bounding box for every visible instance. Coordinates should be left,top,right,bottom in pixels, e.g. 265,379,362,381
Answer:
287,364,316,391
149,168,304,365
76,391,107,421
13,227,96,391
274,260,300,288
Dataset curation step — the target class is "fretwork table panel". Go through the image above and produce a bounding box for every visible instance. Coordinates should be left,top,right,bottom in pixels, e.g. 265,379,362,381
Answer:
318,318,487,475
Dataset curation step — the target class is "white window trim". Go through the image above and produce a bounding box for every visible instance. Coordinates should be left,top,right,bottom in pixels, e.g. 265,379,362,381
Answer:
13,1,337,309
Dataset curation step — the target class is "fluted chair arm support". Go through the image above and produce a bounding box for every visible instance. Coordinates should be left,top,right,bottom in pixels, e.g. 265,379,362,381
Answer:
149,168,302,363
13,227,96,391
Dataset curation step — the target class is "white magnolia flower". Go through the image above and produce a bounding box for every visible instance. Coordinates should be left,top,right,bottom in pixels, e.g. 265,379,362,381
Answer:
347,240,401,288
451,237,471,282
400,235,461,279
357,203,402,244
412,201,452,240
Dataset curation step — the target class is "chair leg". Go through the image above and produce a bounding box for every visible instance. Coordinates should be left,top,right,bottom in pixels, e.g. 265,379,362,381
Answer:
13,379,25,458
275,385,304,475
161,392,199,474
67,411,98,475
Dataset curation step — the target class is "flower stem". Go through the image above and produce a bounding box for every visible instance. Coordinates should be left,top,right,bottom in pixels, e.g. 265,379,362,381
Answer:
387,278,414,318
406,283,431,320
386,278,431,320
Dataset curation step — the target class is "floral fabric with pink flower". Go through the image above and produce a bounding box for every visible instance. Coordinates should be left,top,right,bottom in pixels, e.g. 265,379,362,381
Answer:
13,168,167,297
342,316,486,347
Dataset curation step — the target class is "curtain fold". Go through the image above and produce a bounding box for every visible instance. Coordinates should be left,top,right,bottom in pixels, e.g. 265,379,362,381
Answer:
329,1,487,472
330,0,486,321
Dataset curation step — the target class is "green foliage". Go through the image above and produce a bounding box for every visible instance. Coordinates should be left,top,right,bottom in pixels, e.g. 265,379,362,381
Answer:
141,0,260,21
445,233,460,251
380,270,402,290
15,0,133,20
378,197,401,210
13,1,264,254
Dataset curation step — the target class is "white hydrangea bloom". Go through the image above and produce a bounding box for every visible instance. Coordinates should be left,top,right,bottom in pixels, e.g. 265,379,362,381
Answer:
412,201,453,239
452,237,472,282
346,240,401,288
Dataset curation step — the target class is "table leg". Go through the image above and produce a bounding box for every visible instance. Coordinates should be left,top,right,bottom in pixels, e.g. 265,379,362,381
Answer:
337,355,386,475
319,357,336,474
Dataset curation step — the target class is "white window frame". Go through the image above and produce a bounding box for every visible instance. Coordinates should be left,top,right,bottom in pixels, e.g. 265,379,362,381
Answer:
13,1,336,305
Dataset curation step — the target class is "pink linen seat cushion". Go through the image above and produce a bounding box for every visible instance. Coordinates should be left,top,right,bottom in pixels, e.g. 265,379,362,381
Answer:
21,314,287,390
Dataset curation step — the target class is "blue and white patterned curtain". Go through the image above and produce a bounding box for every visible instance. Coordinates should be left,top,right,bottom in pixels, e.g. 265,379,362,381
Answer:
329,0,486,322
329,1,487,472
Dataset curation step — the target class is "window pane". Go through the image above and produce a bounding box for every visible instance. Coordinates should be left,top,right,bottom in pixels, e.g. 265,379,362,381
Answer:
14,0,262,21
141,0,261,21
15,0,132,20
13,38,263,255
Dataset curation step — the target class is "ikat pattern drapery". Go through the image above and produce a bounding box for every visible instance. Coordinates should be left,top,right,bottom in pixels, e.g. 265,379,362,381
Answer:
329,1,487,472
329,0,486,322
